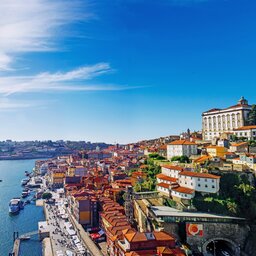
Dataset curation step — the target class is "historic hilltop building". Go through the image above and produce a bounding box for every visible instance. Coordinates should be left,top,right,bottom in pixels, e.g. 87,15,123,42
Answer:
202,97,252,141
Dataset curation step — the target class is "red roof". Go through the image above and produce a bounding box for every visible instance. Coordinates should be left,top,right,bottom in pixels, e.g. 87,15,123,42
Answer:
233,125,256,131
169,140,196,145
172,186,194,195
161,164,184,171
157,182,170,189
179,171,220,179
156,174,178,183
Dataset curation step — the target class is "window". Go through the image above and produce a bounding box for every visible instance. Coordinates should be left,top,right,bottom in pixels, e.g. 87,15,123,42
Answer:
198,184,201,187
212,179,214,182
205,179,207,182
198,178,200,181
212,185,215,188
205,185,208,188
191,183,193,186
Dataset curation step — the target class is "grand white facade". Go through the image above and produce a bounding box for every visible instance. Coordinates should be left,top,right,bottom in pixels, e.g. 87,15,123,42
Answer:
202,97,251,141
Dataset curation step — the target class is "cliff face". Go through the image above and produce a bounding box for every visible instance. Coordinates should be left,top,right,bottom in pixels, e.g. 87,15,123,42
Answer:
243,225,256,256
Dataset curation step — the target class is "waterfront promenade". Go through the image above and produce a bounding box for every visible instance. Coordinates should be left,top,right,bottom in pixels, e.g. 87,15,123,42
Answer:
42,190,103,256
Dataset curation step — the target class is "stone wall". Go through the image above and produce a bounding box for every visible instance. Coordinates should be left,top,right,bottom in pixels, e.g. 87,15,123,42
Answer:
186,222,250,255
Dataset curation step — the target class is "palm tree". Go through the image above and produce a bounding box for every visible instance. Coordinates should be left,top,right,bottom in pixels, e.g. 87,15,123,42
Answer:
227,201,237,215
236,183,255,197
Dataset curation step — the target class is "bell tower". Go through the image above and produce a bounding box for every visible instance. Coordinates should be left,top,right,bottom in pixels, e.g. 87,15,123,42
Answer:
238,96,248,105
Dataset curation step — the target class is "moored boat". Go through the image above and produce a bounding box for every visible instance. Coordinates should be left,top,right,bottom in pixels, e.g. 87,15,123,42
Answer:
21,191,29,198
9,198,23,214
21,178,29,186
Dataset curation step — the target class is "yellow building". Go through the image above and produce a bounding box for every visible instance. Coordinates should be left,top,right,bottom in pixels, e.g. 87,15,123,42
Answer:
206,146,227,157
50,171,65,188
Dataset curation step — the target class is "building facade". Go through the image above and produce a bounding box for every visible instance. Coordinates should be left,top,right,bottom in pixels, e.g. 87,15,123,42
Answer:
202,97,251,141
167,140,197,160
233,125,256,140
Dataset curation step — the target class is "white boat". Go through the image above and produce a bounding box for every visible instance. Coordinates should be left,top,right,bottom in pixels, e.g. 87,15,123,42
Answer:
9,198,23,214
21,191,29,198
21,178,29,186
20,236,30,240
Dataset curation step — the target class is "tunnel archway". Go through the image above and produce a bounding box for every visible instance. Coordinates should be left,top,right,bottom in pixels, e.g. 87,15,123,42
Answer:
202,237,240,256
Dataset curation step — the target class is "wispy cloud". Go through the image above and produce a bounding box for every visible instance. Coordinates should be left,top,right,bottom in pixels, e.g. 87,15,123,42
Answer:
0,63,137,96
0,97,40,111
0,0,92,70
0,1,142,110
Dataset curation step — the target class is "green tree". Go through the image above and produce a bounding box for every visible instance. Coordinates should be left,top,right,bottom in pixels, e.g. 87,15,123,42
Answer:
226,200,238,215
42,192,52,200
134,183,142,192
236,183,255,197
247,104,256,125
180,155,190,163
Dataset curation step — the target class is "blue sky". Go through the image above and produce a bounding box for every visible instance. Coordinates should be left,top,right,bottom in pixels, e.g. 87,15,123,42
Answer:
0,0,256,143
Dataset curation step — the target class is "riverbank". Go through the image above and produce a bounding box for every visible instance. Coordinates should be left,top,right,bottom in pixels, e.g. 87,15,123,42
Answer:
0,160,44,255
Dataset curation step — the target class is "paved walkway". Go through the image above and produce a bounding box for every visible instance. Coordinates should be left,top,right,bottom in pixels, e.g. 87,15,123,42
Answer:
44,201,87,256
67,208,104,256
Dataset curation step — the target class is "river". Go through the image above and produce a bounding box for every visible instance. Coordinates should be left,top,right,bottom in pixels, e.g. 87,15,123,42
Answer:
0,160,45,256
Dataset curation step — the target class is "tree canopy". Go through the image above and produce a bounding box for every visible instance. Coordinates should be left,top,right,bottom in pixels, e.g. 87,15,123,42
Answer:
247,104,256,125
42,192,52,200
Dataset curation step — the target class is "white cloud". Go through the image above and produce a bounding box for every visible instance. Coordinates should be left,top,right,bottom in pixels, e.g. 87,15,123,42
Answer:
0,63,136,95
0,97,36,111
0,0,92,70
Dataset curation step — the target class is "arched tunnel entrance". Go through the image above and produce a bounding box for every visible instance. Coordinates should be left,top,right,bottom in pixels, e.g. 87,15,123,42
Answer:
203,238,240,256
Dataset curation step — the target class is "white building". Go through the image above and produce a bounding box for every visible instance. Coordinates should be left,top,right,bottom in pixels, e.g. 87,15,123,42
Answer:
178,171,220,194
202,97,251,141
167,140,197,160
171,186,195,200
161,164,184,179
156,166,220,201
233,125,256,140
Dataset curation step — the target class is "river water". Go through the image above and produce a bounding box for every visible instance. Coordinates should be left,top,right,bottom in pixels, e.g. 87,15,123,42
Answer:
0,160,45,256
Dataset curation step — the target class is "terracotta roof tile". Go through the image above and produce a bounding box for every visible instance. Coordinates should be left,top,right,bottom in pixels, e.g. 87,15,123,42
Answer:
157,182,170,189
156,174,178,183
179,171,220,179
233,125,256,131
161,165,184,171
169,140,196,145
172,186,194,195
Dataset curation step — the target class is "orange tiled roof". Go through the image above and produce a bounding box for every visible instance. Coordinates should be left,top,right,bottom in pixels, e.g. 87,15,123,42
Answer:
231,142,248,147
233,125,256,131
169,140,196,145
156,174,178,183
153,231,175,241
194,155,211,163
179,171,220,179
157,182,170,189
161,164,184,171
172,186,194,195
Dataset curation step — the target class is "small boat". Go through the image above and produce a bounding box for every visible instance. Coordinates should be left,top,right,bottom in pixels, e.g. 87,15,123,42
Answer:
25,171,30,177
21,178,29,186
20,236,30,241
21,191,29,198
9,198,23,214
0,179,2,182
